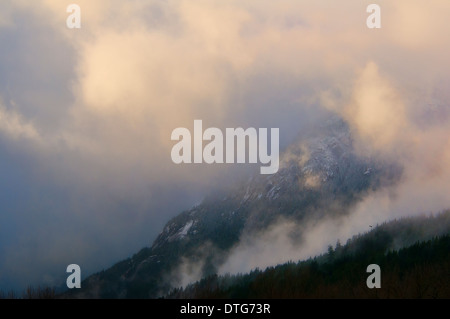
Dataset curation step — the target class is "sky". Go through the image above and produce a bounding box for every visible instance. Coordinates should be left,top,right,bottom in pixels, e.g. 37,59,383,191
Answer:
0,0,449,291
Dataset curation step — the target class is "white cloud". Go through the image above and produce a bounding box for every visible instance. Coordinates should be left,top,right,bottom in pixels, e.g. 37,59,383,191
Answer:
0,100,42,143
1,0,450,290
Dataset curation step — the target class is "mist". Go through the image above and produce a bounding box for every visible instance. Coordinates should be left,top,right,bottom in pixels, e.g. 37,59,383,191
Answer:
0,1,449,291
219,61,450,277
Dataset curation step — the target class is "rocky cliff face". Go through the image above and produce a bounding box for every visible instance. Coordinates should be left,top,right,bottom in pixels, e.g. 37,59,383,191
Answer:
65,117,401,298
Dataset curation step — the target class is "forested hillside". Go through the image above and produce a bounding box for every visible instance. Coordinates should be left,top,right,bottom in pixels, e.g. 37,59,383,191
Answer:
167,213,450,299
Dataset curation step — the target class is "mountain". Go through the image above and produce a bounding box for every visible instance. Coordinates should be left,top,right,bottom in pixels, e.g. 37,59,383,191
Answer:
167,212,450,299
64,117,404,298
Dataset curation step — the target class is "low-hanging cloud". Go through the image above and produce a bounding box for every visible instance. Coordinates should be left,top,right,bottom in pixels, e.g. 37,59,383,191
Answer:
0,0,449,290
220,59,450,276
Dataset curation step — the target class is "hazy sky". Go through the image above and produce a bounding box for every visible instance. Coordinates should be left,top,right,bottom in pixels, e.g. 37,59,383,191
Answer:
0,1,449,290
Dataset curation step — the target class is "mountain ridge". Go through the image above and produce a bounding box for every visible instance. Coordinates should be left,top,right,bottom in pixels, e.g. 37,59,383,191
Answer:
64,116,405,298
